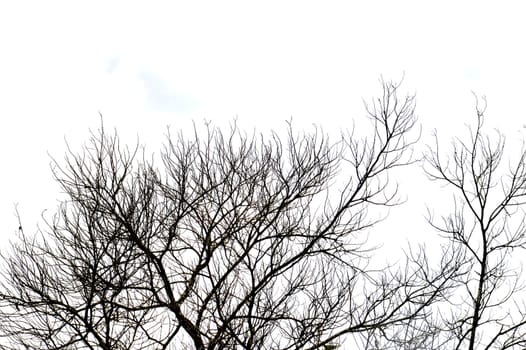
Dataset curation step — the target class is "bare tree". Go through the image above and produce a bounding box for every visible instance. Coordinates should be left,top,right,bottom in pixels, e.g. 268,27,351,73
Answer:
423,97,526,349
0,137,164,350
0,81,459,349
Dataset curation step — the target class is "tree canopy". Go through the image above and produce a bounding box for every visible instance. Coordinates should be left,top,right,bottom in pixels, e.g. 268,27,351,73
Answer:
1,82,526,349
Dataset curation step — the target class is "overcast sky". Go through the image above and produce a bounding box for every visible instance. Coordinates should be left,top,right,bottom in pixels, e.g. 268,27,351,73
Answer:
1,1,526,252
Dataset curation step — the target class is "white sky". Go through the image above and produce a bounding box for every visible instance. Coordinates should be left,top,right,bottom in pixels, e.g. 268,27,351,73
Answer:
1,2,526,348
1,0,526,273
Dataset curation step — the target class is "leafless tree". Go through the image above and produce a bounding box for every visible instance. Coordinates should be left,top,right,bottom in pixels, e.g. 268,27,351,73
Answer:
0,80,460,349
423,96,526,349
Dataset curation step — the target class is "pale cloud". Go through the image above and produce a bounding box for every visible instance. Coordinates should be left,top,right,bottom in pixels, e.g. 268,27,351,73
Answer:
106,56,120,74
138,71,198,113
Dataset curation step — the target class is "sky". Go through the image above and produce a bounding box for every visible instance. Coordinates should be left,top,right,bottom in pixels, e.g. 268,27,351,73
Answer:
0,0,525,256
1,0,526,255
1,1,526,347
1,0,526,266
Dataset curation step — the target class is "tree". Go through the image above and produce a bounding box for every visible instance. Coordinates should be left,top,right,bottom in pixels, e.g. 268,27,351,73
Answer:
0,81,459,349
422,96,526,349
